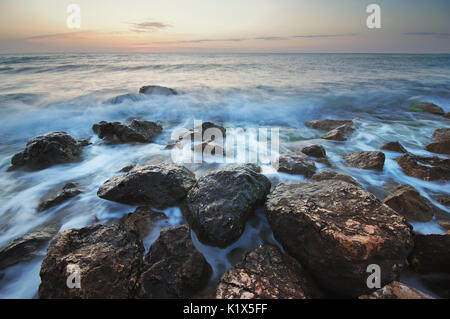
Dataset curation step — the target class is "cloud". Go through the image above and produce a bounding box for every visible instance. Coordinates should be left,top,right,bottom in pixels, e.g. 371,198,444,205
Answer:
26,31,92,41
403,32,450,38
293,33,358,38
129,21,171,32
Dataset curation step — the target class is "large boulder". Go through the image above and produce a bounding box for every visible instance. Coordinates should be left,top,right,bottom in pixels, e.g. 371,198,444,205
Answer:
136,225,211,298
264,180,413,297
409,102,445,115
433,128,450,142
395,153,450,181
139,85,177,96
409,232,450,274
322,123,355,141
343,151,385,170
98,163,196,209
273,153,316,177
424,140,450,155
300,145,326,158
39,223,144,298
37,182,82,212
184,164,271,247
382,185,435,222
380,141,407,153
92,119,162,143
305,119,353,131
311,169,360,186
10,132,83,170
216,245,322,299
120,206,168,239
359,281,433,299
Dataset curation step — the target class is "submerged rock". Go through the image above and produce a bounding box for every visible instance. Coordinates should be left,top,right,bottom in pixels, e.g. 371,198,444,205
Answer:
322,123,355,141
273,153,316,177
311,169,360,186
305,119,353,131
359,281,433,299
92,119,162,143
137,225,211,298
264,180,413,297
98,163,196,209
380,141,407,153
105,93,146,105
216,245,322,299
409,232,450,274
37,182,82,212
395,153,450,181
10,132,83,170
409,102,445,116
424,140,450,155
120,206,168,239
343,151,385,170
184,164,270,247
139,85,177,96
300,144,326,158
0,225,59,270
39,223,144,298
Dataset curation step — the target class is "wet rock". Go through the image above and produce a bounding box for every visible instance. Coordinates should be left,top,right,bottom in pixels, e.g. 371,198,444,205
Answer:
409,102,445,116
343,151,385,170
359,281,433,299
137,225,211,298
216,245,322,299
382,185,434,222
315,157,332,167
380,141,407,153
98,163,196,209
273,153,316,177
184,164,271,247
445,112,450,119
120,164,136,172
78,139,92,147
433,128,450,142
39,223,144,298
409,232,450,274
311,169,360,186
167,121,226,149
424,140,450,155
37,182,82,212
435,194,450,207
92,119,162,143
322,123,355,141
264,180,413,297
106,93,145,105
139,85,177,96
305,119,353,131
0,225,59,270
10,132,83,170
191,140,226,156
300,145,326,158
120,206,167,239
395,153,450,181
437,220,450,230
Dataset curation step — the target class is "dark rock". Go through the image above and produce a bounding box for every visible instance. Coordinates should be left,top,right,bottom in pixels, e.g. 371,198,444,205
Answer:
264,180,413,297
92,119,162,143
39,223,144,298
216,245,322,299
37,182,82,212
380,141,407,153
359,281,433,299
78,139,92,147
273,153,316,177
435,194,450,207
106,93,145,105
167,122,226,149
139,85,177,96
322,123,355,141
10,132,83,170
395,153,450,181
315,157,332,167
409,232,450,274
191,140,226,156
184,164,271,247
437,220,450,230
445,112,450,119
409,102,445,115
382,185,435,222
305,119,353,131
311,170,359,186
424,140,450,155
120,164,136,172
433,128,450,142
98,163,196,209
120,206,167,239
343,151,385,170
301,145,326,158
0,225,59,270
137,225,211,298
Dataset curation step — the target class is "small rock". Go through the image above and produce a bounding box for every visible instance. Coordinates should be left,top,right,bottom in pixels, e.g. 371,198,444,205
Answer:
120,164,136,172
105,93,145,105
120,206,167,239
311,170,360,186
301,145,326,158
139,85,177,96
380,141,407,153
167,121,226,149
92,119,162,143
409,232,450,274
395,153,450,181
433,128,450,142
78,139,92,147
359,281,433,299
305,119,353,131
37,182,82,212
343,151,385,170
322,123,355,141
409,102,445,115
424,140,450,155
273,153,316,177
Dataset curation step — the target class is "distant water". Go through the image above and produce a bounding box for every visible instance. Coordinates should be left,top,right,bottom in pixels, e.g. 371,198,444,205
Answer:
0,53,449,298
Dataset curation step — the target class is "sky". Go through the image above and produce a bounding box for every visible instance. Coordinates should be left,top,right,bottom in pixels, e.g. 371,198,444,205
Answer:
0,0,449,53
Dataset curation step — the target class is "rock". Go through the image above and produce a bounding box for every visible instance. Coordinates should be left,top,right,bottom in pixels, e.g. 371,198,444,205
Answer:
301,145,326,158
343,151,385,170
273,153,316,177
409,233,450,274
10,132,83,170
78,139,92,147
98,163,196,209
395,153,450,181
120,206,167,239
37,182,82,212
184,164,271,247
382,185,435,222
424,140,450,155
0,225,59,270
409,102,445,115
105,93,145,105
120,164,136,172
137,225,211,298
435,194,450,207
359,281,433,299
191,140,226,156
139,85,177,96
305,119,353,131
92,119,162,143
322,123,355,141
39,223,144,298
315,157,332,167
380,141,407,153
437,220,450,230
445,112,450,119
264,180,413,297
311,170,359,186
167,121,226,149
216,245,321,299
433,128,450,142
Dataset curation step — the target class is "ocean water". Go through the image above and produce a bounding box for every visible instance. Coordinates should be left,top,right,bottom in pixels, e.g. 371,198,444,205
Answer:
0,53,449,298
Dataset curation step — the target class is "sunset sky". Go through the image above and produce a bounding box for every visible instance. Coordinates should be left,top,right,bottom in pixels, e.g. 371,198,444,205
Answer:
0,0,449,53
